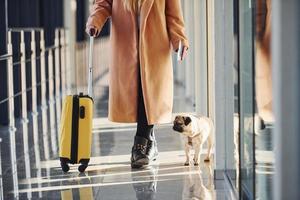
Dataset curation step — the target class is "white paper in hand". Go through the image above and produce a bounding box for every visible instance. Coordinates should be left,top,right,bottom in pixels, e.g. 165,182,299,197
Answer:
177,40,183,62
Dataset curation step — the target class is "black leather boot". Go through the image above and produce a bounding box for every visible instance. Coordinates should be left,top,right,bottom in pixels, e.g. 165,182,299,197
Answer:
146,140,158,162
146,130,158,162
131,136,149,168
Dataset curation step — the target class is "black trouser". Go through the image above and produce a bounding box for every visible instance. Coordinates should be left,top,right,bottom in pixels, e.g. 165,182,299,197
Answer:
136,67,154,140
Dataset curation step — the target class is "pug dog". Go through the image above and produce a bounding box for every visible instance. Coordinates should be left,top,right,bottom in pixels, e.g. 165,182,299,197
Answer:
173,114,214,166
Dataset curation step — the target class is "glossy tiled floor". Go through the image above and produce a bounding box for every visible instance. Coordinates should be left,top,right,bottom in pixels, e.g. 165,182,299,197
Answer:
0,77,232,199
16,126,224,200
1,124,231,199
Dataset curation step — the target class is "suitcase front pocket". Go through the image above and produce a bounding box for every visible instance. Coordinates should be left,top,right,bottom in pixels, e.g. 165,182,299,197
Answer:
80,106,85,119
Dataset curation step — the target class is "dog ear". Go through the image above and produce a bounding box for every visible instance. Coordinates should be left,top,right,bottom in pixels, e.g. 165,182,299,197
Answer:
184,116,192,126
175,116,180,121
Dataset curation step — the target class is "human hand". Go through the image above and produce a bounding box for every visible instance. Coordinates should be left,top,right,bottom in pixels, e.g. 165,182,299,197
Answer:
86,25,99,37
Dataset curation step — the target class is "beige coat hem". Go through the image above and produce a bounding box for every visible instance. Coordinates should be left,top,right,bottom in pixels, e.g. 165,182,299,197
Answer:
108,114,173,125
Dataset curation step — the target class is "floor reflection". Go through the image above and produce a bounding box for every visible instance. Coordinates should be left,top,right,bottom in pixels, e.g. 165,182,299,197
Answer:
2,105,230,199
232,113,274,198
60,174,94,200
131,165,158,200
0,138,3,200
1,81,230,199
182,163,215,200
14,150,222,199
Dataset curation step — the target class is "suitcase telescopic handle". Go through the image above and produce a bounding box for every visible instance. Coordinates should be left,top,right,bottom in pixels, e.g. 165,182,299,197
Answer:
88,37,94,97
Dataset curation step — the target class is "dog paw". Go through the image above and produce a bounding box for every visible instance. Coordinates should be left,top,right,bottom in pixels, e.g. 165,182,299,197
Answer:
194,162,199,166
204,157,210,162
184,162,190,166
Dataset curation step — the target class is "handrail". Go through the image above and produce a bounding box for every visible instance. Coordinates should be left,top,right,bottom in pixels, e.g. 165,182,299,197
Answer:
0,27,71,198
0,79,50,105
1,49,58,66
45,45,58,52
13,56,41,66
0,29,67,107
0,54,12,61
8,28,43,32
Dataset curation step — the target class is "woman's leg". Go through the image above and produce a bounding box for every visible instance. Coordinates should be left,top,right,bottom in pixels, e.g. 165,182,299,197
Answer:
131,68,158,168
136,68,154,140
136,68,158,160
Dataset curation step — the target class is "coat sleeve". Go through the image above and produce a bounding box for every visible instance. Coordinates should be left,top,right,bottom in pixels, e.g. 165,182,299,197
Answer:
256,0,267,42
86,0,113,30
165,0,189,51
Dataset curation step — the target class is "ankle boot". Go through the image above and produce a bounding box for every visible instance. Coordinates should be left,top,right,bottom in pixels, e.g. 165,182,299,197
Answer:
147,130,158,162
146,140,158,162
131,136,149,168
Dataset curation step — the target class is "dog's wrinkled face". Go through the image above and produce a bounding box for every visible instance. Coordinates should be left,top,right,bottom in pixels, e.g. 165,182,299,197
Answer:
173,115,192,136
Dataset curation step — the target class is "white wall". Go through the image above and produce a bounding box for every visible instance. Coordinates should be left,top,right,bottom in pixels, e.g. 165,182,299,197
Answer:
208,0,234,174
273,0,300,198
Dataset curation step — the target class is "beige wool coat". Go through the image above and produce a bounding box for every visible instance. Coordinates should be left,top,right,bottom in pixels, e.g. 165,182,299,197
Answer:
87,0,189,125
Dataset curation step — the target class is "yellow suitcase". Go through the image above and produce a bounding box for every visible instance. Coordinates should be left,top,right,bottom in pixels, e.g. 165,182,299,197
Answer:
59,37,95,173
59,94,93,172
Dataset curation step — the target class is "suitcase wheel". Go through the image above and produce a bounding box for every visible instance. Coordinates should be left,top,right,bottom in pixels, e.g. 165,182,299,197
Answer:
61,162,70,173
78,164,88,173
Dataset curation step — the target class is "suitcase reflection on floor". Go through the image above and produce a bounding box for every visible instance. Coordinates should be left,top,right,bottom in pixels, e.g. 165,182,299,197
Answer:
60,174,94,200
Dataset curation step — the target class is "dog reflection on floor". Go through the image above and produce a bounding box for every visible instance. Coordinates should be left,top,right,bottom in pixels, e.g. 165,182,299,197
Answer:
182,163,215,200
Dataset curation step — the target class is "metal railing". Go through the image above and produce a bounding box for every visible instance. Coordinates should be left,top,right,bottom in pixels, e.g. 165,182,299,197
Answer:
0,138,3,200
0,54,12,61
0,27,70,199
1,28,114,199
